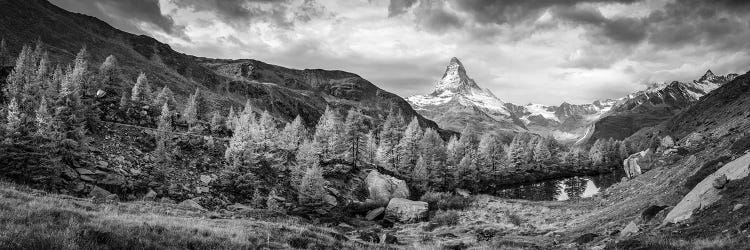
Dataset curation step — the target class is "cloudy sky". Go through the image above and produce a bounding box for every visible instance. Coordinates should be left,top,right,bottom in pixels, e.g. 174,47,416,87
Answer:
50,0,750,105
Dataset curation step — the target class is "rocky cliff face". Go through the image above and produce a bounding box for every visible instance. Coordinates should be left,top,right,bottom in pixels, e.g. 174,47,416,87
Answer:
0,0,446,134
407,57,526,134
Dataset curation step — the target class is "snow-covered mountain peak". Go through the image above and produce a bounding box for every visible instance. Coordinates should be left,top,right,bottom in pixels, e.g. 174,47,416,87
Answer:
698,69,717,83
432,57,481,95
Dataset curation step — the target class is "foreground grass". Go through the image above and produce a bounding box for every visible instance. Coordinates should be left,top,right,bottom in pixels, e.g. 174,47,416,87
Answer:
0,182,390,250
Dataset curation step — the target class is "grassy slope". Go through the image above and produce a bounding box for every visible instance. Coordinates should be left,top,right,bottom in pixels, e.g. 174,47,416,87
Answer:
0,181,393,250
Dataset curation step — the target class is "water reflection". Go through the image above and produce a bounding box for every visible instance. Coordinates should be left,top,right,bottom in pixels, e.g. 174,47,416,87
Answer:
492,172,624,201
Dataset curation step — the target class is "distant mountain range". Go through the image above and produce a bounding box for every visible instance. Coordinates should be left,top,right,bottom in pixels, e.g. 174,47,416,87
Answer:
408,57,736,143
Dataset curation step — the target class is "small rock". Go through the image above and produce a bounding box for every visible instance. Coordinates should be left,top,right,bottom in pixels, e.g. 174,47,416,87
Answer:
144,189,157,201
621,221,639,236
713,174,728,189
80,175,95,182
89,185,118,204
76,168,95,175
96,89,106,98
733,204,744,212
366,207,385,221
196,186,210,194
199,175,213,184
97,161,109,169
130,169,142,175
323,194,338,206
384,198,428,223
641,205,669,221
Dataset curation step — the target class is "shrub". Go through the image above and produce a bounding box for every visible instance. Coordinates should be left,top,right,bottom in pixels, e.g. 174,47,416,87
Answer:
420,192,473,211
431,210,460,228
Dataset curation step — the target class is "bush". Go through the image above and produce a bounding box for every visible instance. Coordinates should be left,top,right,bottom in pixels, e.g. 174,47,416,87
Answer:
420,192,473,211
431,210,460,228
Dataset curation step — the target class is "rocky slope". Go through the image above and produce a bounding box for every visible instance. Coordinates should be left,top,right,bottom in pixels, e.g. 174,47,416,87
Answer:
407,57,526,135
0,0,446,134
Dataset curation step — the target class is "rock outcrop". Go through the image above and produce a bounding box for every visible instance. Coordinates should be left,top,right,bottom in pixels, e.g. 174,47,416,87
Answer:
623,150,652,179
664,152,750,224
365,170,410,205
384,198,428,223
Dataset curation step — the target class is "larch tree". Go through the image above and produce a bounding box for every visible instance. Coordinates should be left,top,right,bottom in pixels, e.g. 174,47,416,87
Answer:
34,96,53,137
294,139,319,183
412,156,429,193
154,86,176,109
533,137,552,163
226,106,236,131
396,117,423,174
98,55,120,92
376,109,404,169
30,52,49,102
182,89,200,129
5,98,21,136
477,132,504,172
298,165,326,205
131,72,152,103
279,115,306,152
66,47,88,97
48,65,63,99
362,130,378,165
618,142,631,161
342,109,367,166
210,111,224,134
257,110,277,144
312,107,344,162
445,135,460,166
155,103,173,160
4,45,33,102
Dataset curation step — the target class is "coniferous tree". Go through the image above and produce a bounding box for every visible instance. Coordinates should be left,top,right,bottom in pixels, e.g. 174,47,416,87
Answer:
280,115,306,152
396,117,422,174
457,123,480,156
131,72,152,103
98,55,120,92
619,141,631,161
477,132,504,172
182,89,200,129
154,86,176,109
342,109,367,166
376,108,404,169
5,98,21,136
4,45,33,102
226,106,237,131
312,106,344,162
298,166,326,205
48,65,63,99
155,103,173,160
412,156,429,192
258,110,277,142
31,52,49,102
210,111,224,134
589,139,606,166
363,130,378,165
67,47,88,96
34,96,53,137
157,103,172,132
445,135,460,166
533,137,552,163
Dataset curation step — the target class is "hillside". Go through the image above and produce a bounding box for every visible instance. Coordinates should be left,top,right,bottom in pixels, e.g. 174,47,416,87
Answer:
0,0,446,133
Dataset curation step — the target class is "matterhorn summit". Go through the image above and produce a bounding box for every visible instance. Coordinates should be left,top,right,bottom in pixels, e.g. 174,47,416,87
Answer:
407,57,525,133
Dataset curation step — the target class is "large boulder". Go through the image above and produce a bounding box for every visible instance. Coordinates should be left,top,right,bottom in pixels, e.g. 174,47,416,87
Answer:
366,170,410,205
664,152,750,224
384,198,428,223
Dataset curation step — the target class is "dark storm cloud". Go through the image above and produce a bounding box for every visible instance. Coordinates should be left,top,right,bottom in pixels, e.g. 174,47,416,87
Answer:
170,0,331,28
50,0,178,34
